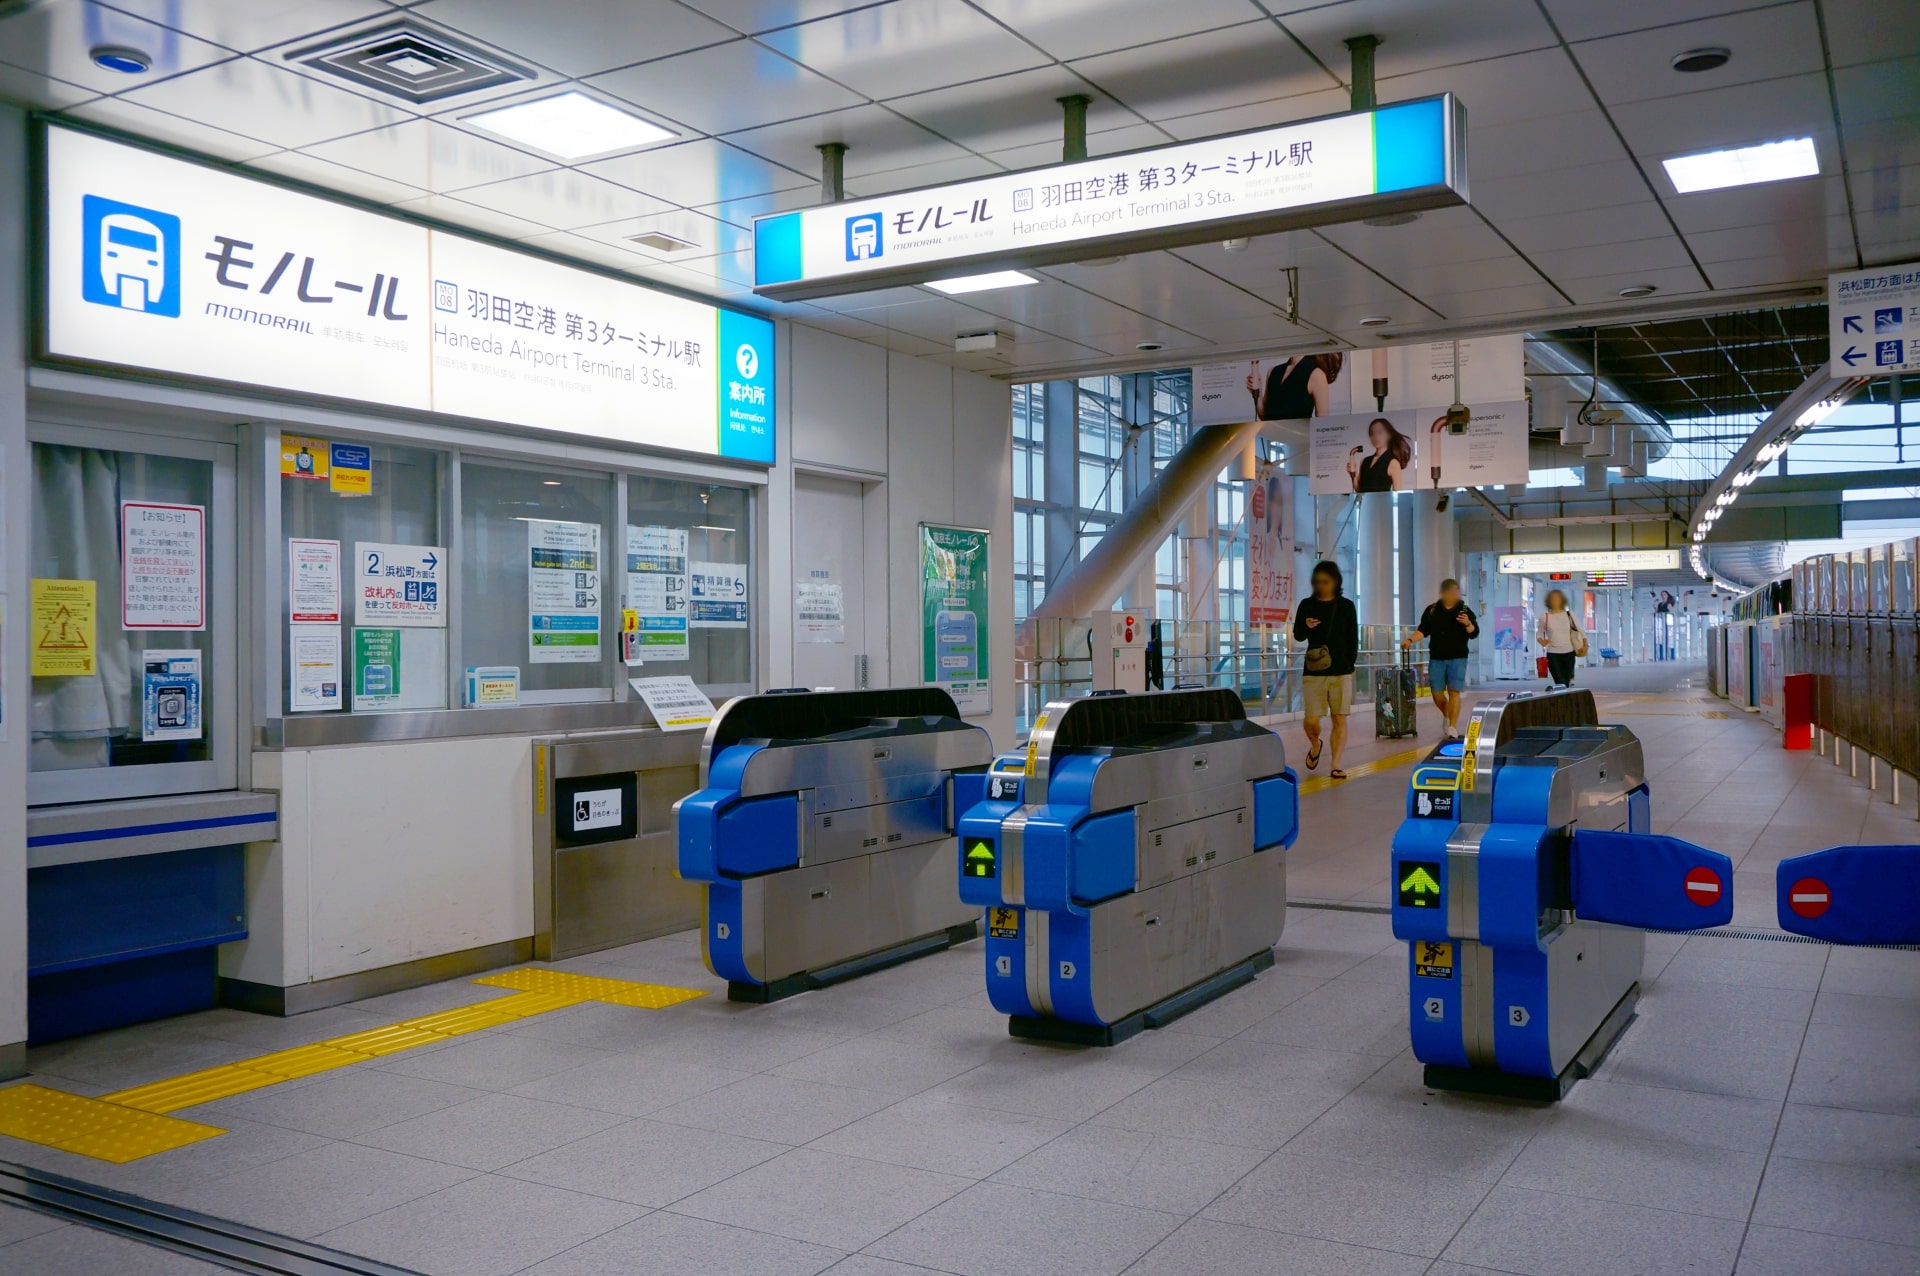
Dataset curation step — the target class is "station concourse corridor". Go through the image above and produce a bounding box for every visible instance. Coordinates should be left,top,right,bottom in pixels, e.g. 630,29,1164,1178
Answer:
3,667,1915,1276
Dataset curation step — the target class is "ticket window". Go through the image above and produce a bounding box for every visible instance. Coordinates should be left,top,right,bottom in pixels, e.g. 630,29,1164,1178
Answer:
28,427,236,804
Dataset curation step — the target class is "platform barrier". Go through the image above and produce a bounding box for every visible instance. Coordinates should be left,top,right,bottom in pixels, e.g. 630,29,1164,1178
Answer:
1775,845,1920,944
675,688,992,1001
954,688,1298,1046
1391,687,1733,1101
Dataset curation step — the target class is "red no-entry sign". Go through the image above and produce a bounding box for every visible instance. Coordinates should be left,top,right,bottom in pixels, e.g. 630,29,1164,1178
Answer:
1788,877,1831,919
1684,866,1723,907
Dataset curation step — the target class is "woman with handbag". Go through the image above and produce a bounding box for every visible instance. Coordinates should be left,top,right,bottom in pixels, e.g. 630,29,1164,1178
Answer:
1536,589,1586,688
1293,560,1360,779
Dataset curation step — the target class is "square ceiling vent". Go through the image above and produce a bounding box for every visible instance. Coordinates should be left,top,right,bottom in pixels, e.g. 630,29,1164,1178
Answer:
287,21,534,104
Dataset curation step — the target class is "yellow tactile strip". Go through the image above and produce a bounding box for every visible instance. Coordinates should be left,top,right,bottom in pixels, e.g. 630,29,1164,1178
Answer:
0,1084,224,1163
1298,743,1428,795
0,971,703,1162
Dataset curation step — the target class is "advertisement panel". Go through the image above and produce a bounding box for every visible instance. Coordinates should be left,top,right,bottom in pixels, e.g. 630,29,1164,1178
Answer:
920,525,990,716
1247,472,1293,626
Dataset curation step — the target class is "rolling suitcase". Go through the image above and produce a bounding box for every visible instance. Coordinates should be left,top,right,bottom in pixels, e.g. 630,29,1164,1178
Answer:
1375,659,1418,739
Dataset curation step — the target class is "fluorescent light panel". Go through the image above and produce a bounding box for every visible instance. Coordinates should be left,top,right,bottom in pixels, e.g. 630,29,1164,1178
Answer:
1662,137,1818,194
465,91,674,160
925,270,1038,295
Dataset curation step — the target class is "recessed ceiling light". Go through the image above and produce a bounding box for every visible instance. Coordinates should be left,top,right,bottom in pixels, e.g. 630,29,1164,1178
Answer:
1358,315,1392,327
1618,283,1658,298
1136,341,1165,352
1662,137,1818,194
465,91,676,161
1362,210,1421,227
627,231,697,254
1079,256,1127,267
90,45,152,73
1672,47,1731,73
542,479,562,486
925,270,1038,295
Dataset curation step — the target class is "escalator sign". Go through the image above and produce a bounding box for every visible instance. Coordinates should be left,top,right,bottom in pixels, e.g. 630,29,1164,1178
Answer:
965,840,997,879
1399,862,1442,908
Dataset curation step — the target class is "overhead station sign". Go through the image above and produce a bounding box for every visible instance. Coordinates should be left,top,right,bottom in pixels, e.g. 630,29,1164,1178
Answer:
1829,262,1920,375
753,95,1465,300
43,125,776,464
1498,550,1681,574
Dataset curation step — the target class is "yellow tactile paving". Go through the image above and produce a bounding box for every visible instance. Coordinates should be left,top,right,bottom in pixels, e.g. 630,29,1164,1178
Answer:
242,1043,372,1080
401,1003,529,1037
324,1024,451,1056
0,1084,225,1162
1299,744,1429,795
103,1065,283,1114
473,967,707,1009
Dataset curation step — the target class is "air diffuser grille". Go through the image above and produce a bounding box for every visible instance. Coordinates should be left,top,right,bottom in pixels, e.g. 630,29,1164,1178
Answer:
288,21,533,104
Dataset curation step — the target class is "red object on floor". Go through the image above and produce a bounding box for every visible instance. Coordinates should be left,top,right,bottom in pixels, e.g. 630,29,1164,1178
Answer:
1782,673,1813,750
1536,655,1550,678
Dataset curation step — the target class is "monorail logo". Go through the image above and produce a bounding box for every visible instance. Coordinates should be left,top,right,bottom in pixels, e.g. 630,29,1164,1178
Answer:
82,194,181,317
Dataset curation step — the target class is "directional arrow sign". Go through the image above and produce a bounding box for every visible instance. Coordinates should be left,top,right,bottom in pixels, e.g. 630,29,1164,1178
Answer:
1843,314,1863,333
423,552,438,571
1398,862,1442,908
1841,345,1865,366
964,840,997,879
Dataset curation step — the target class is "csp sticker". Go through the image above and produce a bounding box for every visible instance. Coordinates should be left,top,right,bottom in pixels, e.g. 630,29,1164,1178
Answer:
988,907,1019,939
1414,940,1454,979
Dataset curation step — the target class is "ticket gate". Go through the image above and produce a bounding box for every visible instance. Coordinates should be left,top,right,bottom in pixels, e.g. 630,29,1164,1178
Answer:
1390,687,1734,1100
676,688,993,1001
954,689,1298,1046
1776,845,1920,944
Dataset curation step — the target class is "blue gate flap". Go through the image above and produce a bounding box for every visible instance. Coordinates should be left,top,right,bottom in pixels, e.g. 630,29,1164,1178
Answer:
1775,845,1920,945
1572,830,1734,931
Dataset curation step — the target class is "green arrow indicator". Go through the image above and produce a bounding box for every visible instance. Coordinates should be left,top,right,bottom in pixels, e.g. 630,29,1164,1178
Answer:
1397,862,1441,908
964,840,996,879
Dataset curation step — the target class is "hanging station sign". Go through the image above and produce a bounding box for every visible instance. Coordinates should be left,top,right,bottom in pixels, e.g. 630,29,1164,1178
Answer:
42,125,776,464
752,96,1465,300
1498,550,1681,574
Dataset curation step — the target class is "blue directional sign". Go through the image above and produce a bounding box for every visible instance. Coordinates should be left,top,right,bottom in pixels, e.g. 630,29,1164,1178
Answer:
1830,263,1919,375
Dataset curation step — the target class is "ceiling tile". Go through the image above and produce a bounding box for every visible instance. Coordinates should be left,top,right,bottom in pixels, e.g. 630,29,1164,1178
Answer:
1850,161,1920,232
1538,0,1778,43
1470,159,1652,220
1704,253,1823,288
572,208,753,258
1150,87,1350,142
1610,72,1834,164
122,54,411,149
1378,46,1590,128
305,119,555,192
0,1,235,95
676,0,879,36
1429,280,1569,320
1067,20,1335,123
514,229,664,273
451,167,673,230
1046,252,1279,325
886,66,1138,153
0,57,97,109
1273,0,1558,80
1317,205,1519,271
698,184,819,229
1685,216,1833,266
1555,264,1711,306
651,248,757,289
246,148,429,204
842,152,1003,195
985,123,1172,173
970,0,1267,61
60,95,280,160
582,137,812,207
1569,3,1823,108
587,39,865,134
1498,202,1677,254
1530,235,1696,279
409,0,738,77
759,0,1050,99
1820,0,1920,69
1842,109,1920,176
1664,173,1847,235
1388,253,1555,297
390,190,551,239
722,103,969,178
1470,110,1630,181
109,0,392,54
998,335,1107,367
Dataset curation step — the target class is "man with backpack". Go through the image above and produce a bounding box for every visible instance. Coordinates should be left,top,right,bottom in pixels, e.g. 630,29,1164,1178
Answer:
1401,578,1479,739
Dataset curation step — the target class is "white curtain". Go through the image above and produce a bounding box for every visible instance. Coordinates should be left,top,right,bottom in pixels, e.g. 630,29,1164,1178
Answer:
30,446,127,769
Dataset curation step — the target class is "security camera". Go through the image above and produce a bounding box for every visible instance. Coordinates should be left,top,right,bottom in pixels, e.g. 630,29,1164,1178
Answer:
1445,402,1470,435
1435,492,1450,512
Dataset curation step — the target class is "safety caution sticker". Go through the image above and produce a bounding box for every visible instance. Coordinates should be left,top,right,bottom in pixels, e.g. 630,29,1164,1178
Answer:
1459,719,1482,791
988,907,1019,939
1414,940,1454,978
1024,713,1047,776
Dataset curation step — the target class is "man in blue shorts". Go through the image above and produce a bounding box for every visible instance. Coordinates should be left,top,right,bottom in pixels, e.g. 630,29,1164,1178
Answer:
1402,578,1478,739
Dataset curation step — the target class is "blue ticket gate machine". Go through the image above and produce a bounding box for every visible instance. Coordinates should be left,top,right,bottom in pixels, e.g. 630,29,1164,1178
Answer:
1391,688,1735,1100
1776,845,1920,944
954,689,1298,1046
676,688,993,1001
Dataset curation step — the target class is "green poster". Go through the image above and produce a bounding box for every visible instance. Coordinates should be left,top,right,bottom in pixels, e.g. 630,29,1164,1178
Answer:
920,524,989,716
353,627,401,709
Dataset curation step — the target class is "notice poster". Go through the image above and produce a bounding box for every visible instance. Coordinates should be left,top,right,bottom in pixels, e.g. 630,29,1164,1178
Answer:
624,525,689,663
796,572,846,644
31,578,97,676
289,625,342,712
528,519,602,663
1492,605,1528,680
920,525,991,716
466,665,520,707
1247,472,1293,627
690,561,749,628
122,500,205,629
353,627,402,707
281,434,330,480
140,649,202,741
629,675,717,731
289,538,341,624
355,542,445,627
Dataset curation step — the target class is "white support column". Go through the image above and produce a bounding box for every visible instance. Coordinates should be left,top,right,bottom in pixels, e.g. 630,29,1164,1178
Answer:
1411,491,1459,600
1356,491,1395,627
1180,492,1216,625
0,107,27,1076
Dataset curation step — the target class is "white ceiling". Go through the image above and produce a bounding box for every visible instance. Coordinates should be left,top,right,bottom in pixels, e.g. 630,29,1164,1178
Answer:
1,0,1916,379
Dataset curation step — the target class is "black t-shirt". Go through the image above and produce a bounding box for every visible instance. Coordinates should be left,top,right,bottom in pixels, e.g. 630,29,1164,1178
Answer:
1292,595,1359,676
1417,601,1478,661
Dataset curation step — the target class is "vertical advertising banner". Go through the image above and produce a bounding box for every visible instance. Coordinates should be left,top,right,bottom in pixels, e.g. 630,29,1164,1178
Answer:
920,525,990,716
1247,472,1293,627
1492,605,1528,680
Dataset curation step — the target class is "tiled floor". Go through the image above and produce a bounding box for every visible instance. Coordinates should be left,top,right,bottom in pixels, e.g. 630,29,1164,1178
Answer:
3,665,1917,1275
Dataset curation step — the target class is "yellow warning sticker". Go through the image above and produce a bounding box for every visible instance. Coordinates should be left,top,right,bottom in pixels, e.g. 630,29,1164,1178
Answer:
1414,940,1454,979
988,906,1019,939
1024,713,1047,776
31,578,97,677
